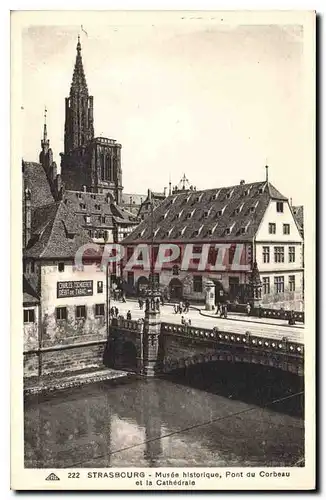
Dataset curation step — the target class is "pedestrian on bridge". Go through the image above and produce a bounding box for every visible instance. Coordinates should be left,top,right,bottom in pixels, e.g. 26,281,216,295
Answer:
215,302,221,316
220,304,228,319
246,303,251,316
127,310,132,320
138,298,144,310
174,304,178,314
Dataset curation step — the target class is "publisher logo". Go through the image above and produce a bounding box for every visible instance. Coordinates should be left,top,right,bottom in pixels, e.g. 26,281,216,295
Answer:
45,472,60,481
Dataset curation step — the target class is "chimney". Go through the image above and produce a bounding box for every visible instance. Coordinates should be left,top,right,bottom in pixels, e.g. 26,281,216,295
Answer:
163,187,167,197
82,185,86,192
290,197,293,206
240,180,245,185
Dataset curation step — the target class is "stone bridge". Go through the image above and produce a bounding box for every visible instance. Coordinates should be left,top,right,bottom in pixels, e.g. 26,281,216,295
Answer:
107,317,304,377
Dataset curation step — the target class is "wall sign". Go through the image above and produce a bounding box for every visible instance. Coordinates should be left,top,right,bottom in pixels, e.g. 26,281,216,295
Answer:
57,280,93,298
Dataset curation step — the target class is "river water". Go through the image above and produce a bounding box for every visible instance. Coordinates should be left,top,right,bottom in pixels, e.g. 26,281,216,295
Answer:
24,363,304,468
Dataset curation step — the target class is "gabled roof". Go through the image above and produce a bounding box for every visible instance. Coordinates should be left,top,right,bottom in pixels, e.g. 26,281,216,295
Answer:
24,201,93,259
123,181,288,244
62,190,138,229
23,275,40,304
23,161,55,209
292,205,304,231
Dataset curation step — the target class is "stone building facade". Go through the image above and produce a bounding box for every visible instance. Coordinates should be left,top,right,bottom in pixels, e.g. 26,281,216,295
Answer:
122,179,304,310
23,200,109,379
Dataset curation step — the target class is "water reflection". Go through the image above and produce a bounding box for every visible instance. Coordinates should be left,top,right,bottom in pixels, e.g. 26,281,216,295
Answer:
25,363,304,468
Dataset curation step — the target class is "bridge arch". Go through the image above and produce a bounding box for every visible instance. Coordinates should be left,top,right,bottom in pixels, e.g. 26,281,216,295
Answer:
161,351,303,376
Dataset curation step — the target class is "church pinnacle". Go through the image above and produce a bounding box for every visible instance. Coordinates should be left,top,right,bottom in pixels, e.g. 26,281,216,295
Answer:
41,106,49,153
70,35,88,96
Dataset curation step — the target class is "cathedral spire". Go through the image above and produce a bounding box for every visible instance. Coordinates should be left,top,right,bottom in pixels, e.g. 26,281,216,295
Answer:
64,37,94,152
70,35,88,95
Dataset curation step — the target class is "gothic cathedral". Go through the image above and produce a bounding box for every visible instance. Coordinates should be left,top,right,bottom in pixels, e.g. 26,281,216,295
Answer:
60,36,123,203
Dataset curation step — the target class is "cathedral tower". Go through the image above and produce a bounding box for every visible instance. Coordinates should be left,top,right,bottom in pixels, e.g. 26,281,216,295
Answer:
64,36,94,153
61,37,123,203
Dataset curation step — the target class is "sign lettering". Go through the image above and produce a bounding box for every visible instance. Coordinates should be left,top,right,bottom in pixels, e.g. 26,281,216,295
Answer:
57,281,93,298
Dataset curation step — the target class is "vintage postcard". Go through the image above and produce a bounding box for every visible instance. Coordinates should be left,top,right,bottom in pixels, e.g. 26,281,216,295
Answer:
11,10,316,491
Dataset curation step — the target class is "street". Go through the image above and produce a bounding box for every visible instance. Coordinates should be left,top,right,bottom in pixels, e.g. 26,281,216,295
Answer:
110,299,305,343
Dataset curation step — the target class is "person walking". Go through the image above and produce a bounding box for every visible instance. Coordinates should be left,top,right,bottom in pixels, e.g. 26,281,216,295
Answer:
215,302,221,316
181,316,185,325
126,310,132,320
246,303,251,316
174,303,178,314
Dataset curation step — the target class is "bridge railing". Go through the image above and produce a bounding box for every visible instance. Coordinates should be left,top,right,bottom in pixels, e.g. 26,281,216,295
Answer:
111,317,144,332
227,304,304,323
161,322,304,357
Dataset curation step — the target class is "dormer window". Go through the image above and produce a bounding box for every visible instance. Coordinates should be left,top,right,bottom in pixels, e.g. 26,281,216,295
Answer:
95,204,101,210
210,190,220,201
204,210,209,218
80,203,86,209
91,194,96,199
154,228,160,238
244,187,251,196
234,204,244,215
76,193,82,199
258,186,265,194
217,206,226,217
240,222,250,235
187,209,195,219
177,210,184,219
249,201,259,213
226,189,234,199
167,227,174,237
85,215,91,224
101,216,105,223
225,222,235,235
193,225,204,237
208,223,218,235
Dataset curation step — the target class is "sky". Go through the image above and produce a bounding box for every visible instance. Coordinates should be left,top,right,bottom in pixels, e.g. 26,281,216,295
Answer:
21,16,312,205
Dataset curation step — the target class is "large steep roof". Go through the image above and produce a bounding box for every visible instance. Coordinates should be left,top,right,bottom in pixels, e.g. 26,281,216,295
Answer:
22,161,55,209
123,181,288,244
24,201,93,259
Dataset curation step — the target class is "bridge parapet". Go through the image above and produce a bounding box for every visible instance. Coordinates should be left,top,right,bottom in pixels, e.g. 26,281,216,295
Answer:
161,322,304,358
111,318,143,333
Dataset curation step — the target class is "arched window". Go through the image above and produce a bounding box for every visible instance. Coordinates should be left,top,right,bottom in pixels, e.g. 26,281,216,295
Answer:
101,152,105,180
108,154,113,181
